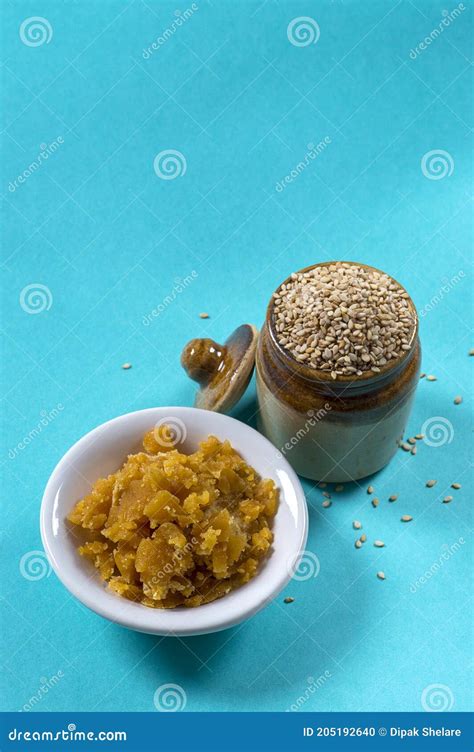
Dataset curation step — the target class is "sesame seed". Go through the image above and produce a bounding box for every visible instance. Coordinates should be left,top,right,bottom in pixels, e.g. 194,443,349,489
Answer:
353,520,362,530
389,494,398,502
199,312,210,319
121,363,132,370
355,540,362,549
367,485,375,494
400,443,411,451
414,434,425,440
401,515,413,522
322,500,332,508
426,375,437,381
451,483,461,490
272,264,415,376
443,496,453,504
284,597,295,603
372,498,379,508
426,480,437,488
454,395,463,405
377,571,386,580
360,534,367,543
374,540,385,547
335,484,344,492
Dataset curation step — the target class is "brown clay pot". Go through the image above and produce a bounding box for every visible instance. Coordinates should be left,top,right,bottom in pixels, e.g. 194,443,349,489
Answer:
255,262,421,482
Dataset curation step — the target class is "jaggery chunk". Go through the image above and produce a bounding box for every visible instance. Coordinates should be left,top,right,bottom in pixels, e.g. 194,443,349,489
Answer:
68,477,115,531
67,428,278,608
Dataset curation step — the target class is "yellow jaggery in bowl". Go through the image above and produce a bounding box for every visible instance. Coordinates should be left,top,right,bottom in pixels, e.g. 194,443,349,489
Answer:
40,407,308,635
67,426,278,609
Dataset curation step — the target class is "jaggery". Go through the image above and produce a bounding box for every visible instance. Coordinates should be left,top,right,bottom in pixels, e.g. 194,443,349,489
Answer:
67,426,278,608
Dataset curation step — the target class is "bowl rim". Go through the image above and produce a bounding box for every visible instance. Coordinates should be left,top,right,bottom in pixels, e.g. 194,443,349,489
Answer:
40,406,308,635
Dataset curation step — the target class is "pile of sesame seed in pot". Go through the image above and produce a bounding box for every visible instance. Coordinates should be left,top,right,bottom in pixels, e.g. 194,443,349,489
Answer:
272,263,415,379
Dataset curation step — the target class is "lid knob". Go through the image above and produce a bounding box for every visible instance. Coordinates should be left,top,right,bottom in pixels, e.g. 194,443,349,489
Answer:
181,338,226,386
180,324,258,413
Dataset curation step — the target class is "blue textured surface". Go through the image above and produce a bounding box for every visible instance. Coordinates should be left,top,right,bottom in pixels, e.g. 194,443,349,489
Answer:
1,0,472,714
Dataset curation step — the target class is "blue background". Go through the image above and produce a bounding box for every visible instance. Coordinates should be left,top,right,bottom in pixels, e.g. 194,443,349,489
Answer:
1,0,472,714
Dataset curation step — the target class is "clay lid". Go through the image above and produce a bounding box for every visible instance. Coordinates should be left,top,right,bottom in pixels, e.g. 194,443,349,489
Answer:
181,324,258,413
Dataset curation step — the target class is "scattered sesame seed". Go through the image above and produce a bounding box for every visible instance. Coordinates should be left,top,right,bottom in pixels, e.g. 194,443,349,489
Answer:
377,571,386,580
322,500,332,508
419,373,426,379
451,483,461,490
121,363,132,370
367,485,374,494
443,496,453,504
389,494,398,502
411,445,417,455
335,484,344,492
318,482,327,488
401,515,413,522
374,540,385,547
454,395,463,405
426,375,437,381
323,491,331,499
360,534,367,543
407,437,416,445
414,434,425,440
469,349,474,356
353,520,362,530
355,540,362,549
372,498,379,508
284,597,295,604
400,443,411,451
426,480,437,488
199,312,209,319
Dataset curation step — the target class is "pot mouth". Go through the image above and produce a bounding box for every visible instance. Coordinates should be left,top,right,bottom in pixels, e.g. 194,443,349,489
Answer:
266,260,419,390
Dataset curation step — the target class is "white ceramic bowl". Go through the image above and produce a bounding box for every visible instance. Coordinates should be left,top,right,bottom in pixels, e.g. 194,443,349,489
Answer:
40,407,308,636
